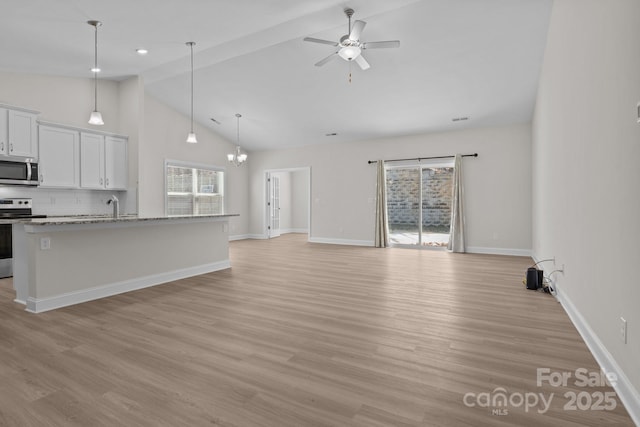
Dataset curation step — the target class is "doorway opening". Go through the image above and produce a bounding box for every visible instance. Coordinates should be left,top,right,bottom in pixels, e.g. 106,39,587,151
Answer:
385,162,454,248
265,168,311,239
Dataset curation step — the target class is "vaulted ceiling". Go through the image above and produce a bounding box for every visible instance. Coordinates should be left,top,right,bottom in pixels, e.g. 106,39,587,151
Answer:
0,0,552,150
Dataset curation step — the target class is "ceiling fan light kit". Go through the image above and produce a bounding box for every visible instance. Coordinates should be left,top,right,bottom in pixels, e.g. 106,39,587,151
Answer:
303,8,400,71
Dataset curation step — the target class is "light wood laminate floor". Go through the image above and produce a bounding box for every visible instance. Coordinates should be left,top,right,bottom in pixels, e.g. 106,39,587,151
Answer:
0,234,633,426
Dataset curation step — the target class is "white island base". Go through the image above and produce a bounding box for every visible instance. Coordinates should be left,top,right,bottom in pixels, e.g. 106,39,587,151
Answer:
12,215,236,313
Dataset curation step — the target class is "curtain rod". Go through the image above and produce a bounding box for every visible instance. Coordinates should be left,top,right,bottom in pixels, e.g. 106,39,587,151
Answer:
367,153,478,164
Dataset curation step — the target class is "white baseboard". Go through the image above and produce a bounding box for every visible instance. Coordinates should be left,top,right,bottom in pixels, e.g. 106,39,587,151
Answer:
279,228,309,234
538,275,639,425
229,234,250,241
247,234,267,240
554,287,640,425
25,260,231,314
308,237,374,247
467,246,532,257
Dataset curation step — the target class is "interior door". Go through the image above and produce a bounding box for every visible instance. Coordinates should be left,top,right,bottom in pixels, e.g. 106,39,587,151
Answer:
266,173,281,238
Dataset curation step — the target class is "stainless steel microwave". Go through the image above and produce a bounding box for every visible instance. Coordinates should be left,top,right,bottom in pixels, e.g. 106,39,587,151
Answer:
0,159,39,186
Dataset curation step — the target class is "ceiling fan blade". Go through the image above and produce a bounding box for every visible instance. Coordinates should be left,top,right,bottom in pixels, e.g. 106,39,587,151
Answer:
315,52,339,67
355,54,370,70
362,40,400,49
349,20,366,40
304,37,338,46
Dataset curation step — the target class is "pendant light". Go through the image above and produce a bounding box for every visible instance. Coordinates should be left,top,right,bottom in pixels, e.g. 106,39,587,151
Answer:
227,114,248,166
87,20,104,126
186,42,197,143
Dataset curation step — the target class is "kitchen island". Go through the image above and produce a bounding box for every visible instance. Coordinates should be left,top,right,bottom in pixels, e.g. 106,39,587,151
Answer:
12,214,238,313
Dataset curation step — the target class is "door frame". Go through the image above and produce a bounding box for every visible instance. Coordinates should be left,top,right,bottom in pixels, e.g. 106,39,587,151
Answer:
385,159,454,249
266,173,281,238
263,167,311,240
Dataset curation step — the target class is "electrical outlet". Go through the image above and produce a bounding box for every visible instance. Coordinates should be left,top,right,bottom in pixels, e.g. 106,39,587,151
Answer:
620,317,627,344
40,237,51,250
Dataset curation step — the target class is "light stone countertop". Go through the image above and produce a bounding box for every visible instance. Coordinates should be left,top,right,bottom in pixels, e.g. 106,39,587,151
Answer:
18,214,239,226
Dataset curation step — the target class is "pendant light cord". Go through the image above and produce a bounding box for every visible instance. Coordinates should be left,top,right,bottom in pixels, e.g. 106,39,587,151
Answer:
189,42,194,133
94,24,98,111
236,114,241,147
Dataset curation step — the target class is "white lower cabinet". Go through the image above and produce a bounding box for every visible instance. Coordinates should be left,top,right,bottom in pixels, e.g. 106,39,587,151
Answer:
38,125,80,188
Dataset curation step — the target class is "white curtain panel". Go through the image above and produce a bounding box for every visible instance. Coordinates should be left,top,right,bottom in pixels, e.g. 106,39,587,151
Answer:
447,154,466,253
374,160,389,248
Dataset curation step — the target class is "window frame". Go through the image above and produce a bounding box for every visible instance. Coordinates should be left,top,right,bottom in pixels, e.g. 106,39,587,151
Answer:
164,159,226,216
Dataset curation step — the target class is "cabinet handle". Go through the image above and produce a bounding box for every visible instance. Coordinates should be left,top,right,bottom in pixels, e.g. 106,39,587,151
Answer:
40,174,44,183
9,143,13,152
0,142,3,151
100,178,103,185
106,178,109,187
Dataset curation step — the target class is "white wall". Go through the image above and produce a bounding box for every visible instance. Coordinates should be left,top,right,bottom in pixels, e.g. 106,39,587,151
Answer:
291,169,309,232
532,0,640,421
249,123,532,252
0,70,120,130
117,76,144,195
139,94,249,236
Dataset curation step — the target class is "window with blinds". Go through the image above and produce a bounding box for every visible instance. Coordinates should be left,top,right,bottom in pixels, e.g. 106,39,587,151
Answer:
166,162,224,216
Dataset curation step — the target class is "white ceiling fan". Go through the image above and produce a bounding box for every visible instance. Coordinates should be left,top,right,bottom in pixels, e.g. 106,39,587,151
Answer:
304,8,400,70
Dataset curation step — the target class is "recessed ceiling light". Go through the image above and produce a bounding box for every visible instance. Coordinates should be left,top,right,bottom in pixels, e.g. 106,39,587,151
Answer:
210,117,221,125
136,48,148,55
325,132,338,136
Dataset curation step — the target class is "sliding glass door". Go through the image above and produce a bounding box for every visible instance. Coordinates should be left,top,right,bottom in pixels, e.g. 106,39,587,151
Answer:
386,168,420,245
386,163,454,247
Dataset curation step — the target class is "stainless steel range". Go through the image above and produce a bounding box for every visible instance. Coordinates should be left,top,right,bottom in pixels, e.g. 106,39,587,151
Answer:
0,198,46,278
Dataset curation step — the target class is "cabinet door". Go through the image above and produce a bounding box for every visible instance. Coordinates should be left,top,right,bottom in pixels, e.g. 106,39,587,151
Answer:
38,126,80,188
80,132,105,189
105,136,128,190
8,110,37,159
0,109,6,156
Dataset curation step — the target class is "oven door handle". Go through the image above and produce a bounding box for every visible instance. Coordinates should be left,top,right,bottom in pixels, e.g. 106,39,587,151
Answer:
26,160,32,182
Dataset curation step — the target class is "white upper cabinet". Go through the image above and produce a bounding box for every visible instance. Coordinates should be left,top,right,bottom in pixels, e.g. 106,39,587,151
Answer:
38,125,80,188
80,132,105,189
104,136,127,190
0,106,39,160
80,132,128,190
0,109,6,156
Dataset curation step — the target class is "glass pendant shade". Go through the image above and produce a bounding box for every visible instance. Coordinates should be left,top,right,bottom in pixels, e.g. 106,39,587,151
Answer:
186,132,198,144
338,45,361,60
88,111,104,126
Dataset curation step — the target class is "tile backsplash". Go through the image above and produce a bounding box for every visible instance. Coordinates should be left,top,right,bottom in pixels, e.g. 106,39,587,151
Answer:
0,186,137,216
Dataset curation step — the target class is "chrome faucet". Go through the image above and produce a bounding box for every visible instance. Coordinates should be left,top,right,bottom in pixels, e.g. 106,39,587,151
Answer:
107,195,119,219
